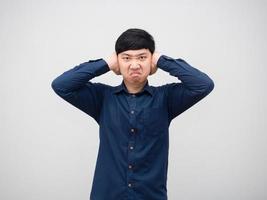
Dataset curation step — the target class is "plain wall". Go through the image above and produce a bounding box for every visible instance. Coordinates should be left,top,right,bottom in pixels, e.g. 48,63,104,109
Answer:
1,0,266,199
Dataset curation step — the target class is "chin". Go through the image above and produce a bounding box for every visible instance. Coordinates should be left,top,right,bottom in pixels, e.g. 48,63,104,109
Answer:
132,77,148,84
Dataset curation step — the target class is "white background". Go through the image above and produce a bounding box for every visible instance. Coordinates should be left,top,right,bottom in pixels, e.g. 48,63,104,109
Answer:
1,0,266,199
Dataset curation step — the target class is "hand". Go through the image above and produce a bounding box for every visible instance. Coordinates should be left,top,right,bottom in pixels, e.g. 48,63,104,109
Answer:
150,52,161,75
104,52,121,75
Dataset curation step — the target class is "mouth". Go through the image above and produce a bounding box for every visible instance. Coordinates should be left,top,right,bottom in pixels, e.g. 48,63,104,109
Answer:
130,72,141,76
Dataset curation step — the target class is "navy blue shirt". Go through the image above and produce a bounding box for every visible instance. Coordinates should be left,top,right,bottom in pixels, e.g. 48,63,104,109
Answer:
51,55,214,200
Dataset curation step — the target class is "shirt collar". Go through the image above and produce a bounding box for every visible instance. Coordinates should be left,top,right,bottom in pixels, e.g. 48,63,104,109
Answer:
112,80,154,96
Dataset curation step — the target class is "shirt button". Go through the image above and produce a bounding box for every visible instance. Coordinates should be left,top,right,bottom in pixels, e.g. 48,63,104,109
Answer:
130,128,135,133
128,183,132,187
132,94,136,97
130,110,134,114
128,165,132,169
129,146,134,150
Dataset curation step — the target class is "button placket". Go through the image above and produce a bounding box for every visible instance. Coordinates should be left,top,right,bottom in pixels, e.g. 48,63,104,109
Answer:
127,135,135,188
126,93,137,190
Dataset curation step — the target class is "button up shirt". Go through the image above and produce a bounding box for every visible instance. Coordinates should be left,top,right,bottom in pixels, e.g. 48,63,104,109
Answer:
51,55,214,200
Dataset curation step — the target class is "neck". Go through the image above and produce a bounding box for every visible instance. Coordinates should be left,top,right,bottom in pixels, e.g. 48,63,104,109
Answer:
124,80,147,94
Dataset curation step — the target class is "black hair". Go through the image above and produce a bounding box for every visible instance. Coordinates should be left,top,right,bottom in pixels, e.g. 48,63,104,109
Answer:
115,28,155,55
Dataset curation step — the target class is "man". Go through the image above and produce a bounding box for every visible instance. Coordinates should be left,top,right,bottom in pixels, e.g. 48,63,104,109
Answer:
51,28,214,200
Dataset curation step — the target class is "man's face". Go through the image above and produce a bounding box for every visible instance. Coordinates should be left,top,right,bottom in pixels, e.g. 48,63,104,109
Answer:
118,48,152,86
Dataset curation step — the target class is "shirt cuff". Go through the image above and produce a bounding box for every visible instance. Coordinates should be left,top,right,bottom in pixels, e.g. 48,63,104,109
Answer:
87,58,110,76
156,55,174,70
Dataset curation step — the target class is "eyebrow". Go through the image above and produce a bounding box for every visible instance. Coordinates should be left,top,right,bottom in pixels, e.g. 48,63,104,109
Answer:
121,52,148,57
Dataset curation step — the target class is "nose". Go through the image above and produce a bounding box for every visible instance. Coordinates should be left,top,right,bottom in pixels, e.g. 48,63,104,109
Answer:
130,60,140,69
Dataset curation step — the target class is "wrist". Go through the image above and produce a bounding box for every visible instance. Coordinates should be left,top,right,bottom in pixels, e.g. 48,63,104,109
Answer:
103,58,112,70
153,52,162,66
104,53,120,75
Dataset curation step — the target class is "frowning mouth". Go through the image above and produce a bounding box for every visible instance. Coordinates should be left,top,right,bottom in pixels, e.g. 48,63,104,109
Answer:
130,72,141,76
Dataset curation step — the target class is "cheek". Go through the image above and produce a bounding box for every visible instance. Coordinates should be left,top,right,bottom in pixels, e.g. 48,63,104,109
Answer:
118,63,128,74
143,62,152,72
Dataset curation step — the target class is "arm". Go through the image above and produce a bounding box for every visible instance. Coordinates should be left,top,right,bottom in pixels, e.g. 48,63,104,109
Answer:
51,56,118,123
155,54,215,121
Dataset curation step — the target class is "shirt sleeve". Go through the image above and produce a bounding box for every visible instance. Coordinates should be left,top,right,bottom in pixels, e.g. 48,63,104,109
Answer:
51,58,110,123
157,55,215,121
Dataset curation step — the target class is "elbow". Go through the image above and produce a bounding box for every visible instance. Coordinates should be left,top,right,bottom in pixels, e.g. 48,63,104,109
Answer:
51,78,63,95
51,77,73,99
207,79,215,93
202,78,215,96
51,78,58,92
193,78,214,97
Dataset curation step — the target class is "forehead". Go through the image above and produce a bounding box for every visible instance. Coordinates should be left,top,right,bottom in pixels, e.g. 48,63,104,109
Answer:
119,49,151,57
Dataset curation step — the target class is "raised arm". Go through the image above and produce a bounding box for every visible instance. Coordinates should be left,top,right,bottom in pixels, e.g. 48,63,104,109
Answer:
51,58,111,123
155,54,214,121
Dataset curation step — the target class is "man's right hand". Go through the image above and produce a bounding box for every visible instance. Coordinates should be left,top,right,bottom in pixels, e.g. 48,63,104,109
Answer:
104,53,121,75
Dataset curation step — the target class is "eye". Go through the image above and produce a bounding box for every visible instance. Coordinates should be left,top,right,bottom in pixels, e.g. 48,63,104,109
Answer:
139,56,147,61
122,57,130,61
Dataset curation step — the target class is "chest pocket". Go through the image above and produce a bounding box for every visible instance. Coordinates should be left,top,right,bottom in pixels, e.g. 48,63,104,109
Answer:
143,107,168,136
